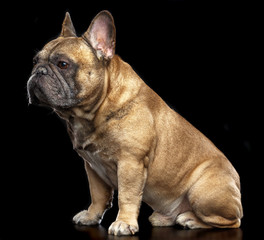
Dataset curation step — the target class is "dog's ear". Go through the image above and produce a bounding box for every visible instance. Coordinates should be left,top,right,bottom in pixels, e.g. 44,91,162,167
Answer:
60,12,77,37
83,10,116,60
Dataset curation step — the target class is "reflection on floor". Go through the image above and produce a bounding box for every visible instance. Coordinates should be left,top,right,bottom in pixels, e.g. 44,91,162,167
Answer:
75,225,243,240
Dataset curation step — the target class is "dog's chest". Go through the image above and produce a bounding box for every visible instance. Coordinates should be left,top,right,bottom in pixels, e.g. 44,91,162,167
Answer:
67,117,118,188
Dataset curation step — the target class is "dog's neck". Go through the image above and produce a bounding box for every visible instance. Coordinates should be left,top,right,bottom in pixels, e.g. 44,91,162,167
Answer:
54,55,144,152
104,55,143,106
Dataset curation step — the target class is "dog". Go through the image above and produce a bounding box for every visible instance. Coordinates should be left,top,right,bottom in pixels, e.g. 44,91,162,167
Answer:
27,10,243,235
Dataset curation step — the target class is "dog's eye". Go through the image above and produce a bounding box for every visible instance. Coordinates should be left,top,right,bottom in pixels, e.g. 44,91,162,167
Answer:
57,61,69,69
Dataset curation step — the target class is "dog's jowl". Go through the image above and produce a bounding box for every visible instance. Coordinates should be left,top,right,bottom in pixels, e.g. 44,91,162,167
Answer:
27,11,243,236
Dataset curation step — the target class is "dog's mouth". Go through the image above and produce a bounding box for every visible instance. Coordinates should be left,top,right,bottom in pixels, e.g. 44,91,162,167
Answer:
27,73,52,107
27,66,80,109
27,78,50,107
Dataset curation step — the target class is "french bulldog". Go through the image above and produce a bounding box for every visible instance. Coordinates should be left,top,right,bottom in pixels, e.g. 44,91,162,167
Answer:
27,11,243,235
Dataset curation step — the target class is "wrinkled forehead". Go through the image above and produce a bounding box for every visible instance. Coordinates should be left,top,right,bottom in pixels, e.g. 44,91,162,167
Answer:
38,37,96,63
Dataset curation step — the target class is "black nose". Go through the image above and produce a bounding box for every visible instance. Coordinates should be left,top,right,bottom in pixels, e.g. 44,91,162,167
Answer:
36,66,48,75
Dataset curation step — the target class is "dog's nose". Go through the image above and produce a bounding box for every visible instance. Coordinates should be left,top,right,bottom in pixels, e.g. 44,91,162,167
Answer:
36,66,48,75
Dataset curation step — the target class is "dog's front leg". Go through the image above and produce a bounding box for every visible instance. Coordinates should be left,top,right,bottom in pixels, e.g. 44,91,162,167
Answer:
108,156,147,236
73,162,114,225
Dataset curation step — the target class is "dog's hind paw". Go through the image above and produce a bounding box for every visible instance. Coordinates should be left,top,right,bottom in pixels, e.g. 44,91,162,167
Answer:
176,211,211,229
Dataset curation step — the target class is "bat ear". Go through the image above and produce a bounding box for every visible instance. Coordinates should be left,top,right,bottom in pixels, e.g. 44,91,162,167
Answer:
83,10,116,60
60,12,77,37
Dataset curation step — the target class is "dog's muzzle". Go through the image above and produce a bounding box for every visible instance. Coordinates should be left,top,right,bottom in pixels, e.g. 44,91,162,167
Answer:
27,64,79,109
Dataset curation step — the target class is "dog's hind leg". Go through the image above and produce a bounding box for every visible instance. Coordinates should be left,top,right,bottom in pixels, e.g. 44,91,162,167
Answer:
185,162,243,229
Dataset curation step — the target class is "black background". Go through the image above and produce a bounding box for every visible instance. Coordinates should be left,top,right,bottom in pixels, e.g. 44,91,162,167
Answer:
0,1,260,239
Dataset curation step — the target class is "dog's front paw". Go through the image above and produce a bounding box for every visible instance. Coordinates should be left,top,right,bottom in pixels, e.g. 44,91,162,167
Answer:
73,210,100,225
108,220,138,236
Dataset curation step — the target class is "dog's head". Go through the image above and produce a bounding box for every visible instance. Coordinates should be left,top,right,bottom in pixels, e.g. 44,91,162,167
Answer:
27,11,116,110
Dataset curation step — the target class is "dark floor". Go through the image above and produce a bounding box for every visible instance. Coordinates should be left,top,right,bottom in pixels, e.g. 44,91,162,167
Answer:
0,195,253,240
69,225,244,240
0,217,248,240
